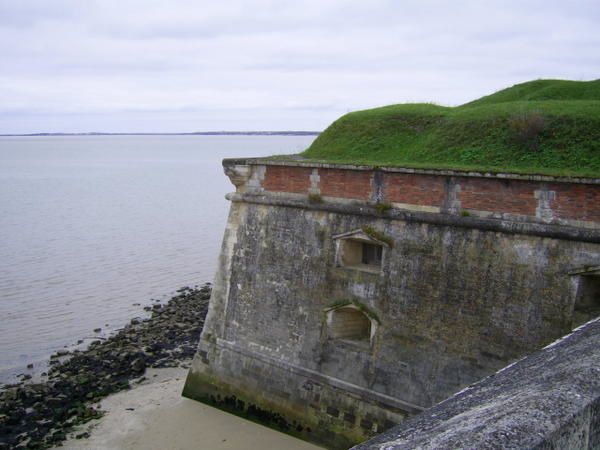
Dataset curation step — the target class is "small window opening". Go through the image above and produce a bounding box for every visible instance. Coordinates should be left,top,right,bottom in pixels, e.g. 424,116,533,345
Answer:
362,243,383,266
330,307,371,342
573,275,600,327
339,239,383,272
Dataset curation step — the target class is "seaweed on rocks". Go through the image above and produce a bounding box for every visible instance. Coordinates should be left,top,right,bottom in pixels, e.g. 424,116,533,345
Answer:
0,284,211,449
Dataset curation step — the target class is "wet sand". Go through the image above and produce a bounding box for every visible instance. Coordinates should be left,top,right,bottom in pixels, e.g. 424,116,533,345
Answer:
56,367,323,450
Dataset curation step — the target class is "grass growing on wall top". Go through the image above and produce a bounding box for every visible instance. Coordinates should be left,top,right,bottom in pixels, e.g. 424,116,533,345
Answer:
301,79,600,177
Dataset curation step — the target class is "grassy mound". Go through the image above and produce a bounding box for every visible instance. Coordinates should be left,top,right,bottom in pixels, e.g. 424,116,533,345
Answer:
301,79,600,177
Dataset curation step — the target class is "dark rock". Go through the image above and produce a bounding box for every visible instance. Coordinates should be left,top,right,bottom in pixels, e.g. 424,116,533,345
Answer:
130,358,145,372
0,284,211,449
51,431,66,441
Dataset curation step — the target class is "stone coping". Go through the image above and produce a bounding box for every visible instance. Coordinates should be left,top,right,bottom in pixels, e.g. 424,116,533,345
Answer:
226,192,600,244
222,157,600,185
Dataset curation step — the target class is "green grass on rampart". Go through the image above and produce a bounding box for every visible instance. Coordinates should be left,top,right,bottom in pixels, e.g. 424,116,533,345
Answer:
300,79,600,177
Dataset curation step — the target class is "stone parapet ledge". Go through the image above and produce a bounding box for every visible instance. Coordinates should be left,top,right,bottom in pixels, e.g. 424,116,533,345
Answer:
352,317,600,450
222,158,600,230
225,192,600,244
222,157,600,185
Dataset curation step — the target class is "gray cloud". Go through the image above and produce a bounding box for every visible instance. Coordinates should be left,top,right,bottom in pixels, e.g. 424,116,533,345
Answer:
0,0,598,133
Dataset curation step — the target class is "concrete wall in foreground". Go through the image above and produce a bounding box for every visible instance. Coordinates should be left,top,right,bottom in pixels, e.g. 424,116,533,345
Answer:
184,159,600,449
353,317,600,450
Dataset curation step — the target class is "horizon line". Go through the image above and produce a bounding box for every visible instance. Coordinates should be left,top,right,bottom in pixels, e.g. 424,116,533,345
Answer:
0,131,321,137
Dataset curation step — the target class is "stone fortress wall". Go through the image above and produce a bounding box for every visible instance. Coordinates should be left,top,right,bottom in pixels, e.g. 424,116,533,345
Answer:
184,158,600,449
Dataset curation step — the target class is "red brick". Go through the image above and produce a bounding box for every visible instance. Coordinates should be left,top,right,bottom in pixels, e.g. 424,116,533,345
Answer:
263,166,311,193
259,164,600,225
460,178,536,216
550,183,600,222
320,169,372,200
383,173,445,207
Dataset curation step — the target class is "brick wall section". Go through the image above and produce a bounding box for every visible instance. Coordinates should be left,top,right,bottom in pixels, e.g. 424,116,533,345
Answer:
383,173,445,207
459,178,537,216
255,164,600,224
263,165,312,194
320,168,372,200
550,183,600,223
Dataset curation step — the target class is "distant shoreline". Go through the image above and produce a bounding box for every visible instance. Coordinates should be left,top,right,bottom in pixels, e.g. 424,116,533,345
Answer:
0,131,321,137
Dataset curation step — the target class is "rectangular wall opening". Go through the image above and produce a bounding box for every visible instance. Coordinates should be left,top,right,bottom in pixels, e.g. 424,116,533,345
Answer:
338,239,383,273
573,275,600,328
330,307,371,342
362,243,383,266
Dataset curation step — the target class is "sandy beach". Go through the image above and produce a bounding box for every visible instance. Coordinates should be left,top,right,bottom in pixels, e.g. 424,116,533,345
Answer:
55,367,323,450
3,286,323,449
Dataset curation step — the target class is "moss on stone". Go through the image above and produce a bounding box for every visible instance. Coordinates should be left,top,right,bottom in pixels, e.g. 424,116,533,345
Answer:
362,225,394,247
183,369,362,449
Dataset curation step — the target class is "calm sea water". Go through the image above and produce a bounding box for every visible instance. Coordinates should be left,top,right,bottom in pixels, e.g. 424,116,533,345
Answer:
0,135,316,383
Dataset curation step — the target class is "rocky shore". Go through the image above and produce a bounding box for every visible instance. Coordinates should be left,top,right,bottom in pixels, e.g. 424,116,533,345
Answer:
0,284,211,449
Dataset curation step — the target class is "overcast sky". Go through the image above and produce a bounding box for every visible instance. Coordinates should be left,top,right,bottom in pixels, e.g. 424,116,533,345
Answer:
1,0,598,133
